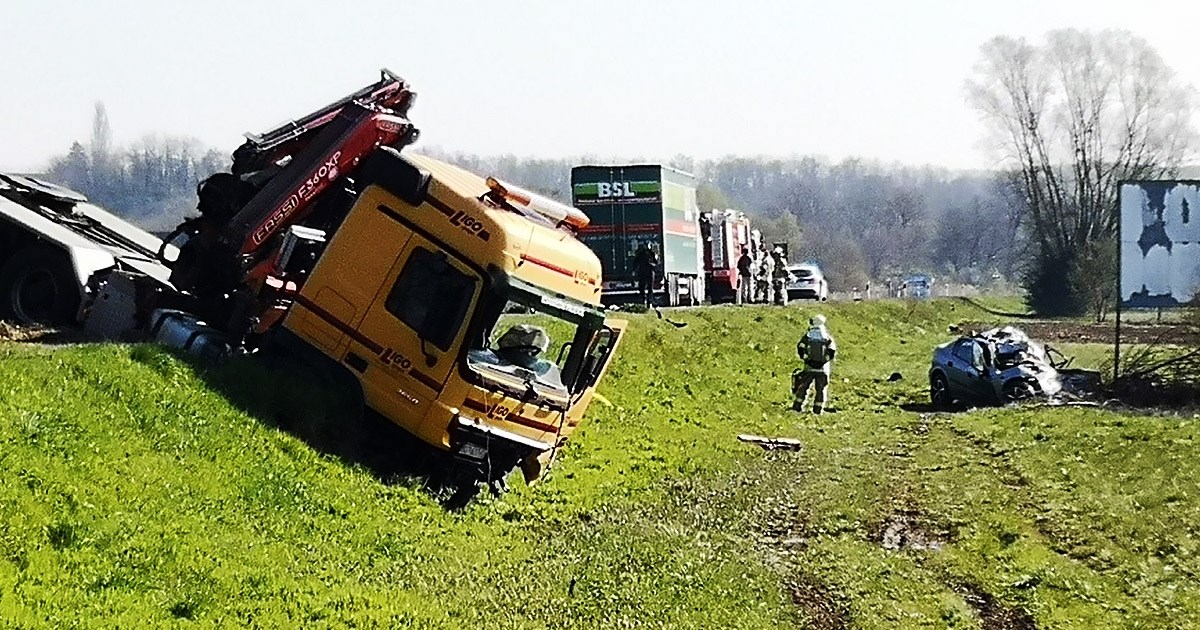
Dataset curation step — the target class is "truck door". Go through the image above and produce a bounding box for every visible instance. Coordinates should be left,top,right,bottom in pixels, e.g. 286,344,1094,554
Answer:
572,319,626,404
353,234,482,444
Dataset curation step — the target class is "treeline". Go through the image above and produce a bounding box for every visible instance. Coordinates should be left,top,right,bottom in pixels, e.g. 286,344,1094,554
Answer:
424,149,1022,290
36,105,1021,290
43,104,228,232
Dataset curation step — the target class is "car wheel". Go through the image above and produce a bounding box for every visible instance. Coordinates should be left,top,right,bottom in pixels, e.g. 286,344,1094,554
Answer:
0,247,81,326
1001,379,1037,403
930,373,952,410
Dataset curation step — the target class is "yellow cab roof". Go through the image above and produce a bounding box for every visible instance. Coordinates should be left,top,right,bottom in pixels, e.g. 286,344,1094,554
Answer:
403,152,604,306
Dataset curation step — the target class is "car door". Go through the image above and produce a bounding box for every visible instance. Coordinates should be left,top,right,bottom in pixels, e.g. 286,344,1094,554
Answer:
946,339,992,403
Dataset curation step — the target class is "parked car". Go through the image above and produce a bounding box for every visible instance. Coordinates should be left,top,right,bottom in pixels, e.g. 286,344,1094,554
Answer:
928,326,1064,409
902,274,933,299
785,264,828,301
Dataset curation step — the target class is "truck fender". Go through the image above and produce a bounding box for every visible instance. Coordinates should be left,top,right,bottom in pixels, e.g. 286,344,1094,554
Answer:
66,245,118,300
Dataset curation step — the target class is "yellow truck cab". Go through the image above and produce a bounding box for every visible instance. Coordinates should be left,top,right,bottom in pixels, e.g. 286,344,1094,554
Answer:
281,148,624,484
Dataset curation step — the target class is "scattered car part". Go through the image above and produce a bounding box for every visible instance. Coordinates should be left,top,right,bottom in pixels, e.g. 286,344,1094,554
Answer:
737,434,804,451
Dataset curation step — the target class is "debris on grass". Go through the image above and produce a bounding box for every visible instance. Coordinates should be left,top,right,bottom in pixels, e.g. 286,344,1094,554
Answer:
650,306,689,328
737,434,804,451
0,321,52,342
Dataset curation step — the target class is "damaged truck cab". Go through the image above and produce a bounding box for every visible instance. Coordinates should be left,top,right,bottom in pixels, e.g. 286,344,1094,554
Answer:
283,151,624,483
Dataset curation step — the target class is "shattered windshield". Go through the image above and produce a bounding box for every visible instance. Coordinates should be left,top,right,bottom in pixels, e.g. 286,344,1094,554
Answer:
466,284,604,405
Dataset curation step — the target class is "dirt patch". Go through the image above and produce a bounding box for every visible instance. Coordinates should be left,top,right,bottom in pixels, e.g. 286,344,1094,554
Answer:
790,574,851,630
959,320,1198,346
875,509,950,551
953,581,1037,630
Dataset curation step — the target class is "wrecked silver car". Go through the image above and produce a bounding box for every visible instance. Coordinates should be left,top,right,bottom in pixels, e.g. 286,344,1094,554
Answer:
929,326,1067,409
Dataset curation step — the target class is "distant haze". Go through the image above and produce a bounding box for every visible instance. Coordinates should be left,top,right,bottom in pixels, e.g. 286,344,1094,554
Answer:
2,0,1198,172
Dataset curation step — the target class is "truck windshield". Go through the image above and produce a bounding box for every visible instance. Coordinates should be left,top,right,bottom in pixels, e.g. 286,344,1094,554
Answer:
466,283,605,406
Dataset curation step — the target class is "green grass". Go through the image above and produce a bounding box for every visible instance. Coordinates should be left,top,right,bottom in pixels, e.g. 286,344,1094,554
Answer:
1,298,1198,627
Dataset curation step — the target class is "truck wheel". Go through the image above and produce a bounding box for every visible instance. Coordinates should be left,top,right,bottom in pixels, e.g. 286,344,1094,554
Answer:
0,247,80,326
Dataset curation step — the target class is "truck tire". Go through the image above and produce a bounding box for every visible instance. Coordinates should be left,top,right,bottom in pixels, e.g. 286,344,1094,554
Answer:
0,247,81,326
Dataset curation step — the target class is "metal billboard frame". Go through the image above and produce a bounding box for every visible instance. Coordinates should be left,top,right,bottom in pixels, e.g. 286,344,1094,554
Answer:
1114,179,1200,379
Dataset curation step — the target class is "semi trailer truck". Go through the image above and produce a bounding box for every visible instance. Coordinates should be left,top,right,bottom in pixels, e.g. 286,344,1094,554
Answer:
570,164,704,306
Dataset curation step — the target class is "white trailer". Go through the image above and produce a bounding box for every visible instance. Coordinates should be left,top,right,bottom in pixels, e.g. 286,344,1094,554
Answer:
0,174,176,328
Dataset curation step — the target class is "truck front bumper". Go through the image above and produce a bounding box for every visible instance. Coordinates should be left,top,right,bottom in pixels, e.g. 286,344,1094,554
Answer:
449,414,554,464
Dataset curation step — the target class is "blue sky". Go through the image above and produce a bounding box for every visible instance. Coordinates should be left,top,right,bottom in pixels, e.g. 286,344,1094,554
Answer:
1,0,1197,171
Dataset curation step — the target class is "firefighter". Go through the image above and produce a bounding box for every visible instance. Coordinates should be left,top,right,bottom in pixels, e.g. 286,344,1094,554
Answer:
793,314,837,413
771,247,790,306
757,245,774,303
736,247,754,305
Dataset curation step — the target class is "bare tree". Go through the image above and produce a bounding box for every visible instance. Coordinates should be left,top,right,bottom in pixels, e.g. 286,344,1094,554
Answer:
967,29,1196,314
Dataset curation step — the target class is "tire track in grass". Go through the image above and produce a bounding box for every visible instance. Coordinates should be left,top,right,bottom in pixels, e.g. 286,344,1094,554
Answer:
737,451,853,629
882,411,1040,628
945,409,1200,625
944,417,1120,574
922,409,1162,625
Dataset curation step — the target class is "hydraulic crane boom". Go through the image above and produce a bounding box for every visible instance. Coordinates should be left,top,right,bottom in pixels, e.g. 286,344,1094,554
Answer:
223,102,416,256
231,68,416,176
166,69,420,334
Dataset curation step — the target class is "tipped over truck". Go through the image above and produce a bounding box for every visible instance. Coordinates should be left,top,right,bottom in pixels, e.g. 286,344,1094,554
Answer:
0,70,625,488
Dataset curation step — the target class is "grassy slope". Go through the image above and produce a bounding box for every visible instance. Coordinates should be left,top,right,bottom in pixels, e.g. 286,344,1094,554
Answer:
0,299,1197,627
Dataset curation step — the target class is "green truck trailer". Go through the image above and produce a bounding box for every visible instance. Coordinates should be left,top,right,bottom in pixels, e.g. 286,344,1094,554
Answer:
570,165,704,306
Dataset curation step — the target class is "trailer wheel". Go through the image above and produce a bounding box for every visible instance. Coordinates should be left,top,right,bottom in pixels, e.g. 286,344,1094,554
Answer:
0,247,80,326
